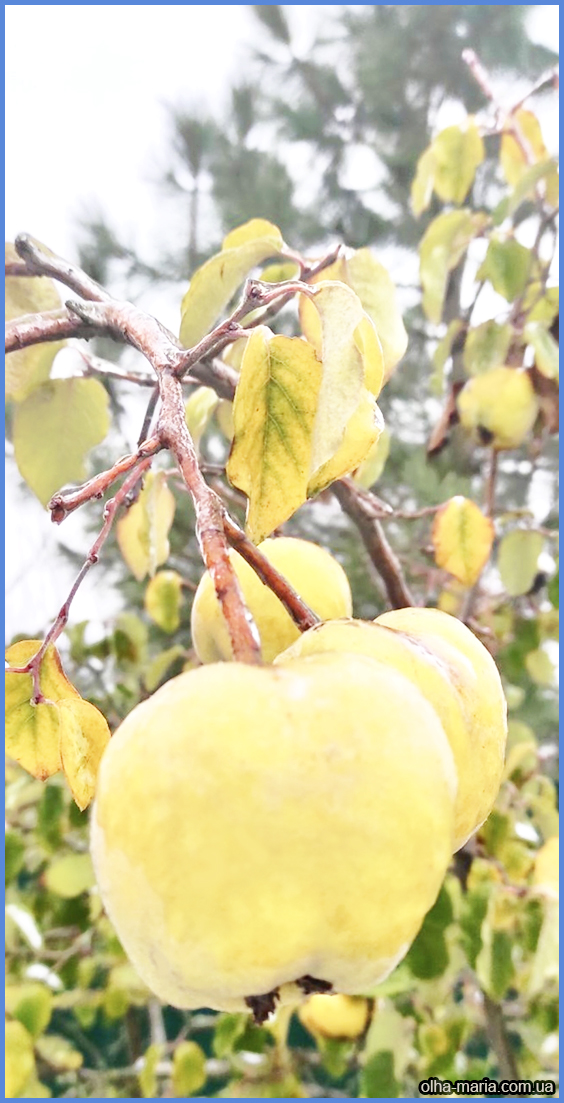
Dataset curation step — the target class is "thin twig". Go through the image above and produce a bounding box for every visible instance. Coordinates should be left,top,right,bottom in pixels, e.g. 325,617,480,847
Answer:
484,449,498,517
157,370,262,664
223,515,320,633
13,233,111,302
137,386,160,448
7,458,154,702
48,436,162,523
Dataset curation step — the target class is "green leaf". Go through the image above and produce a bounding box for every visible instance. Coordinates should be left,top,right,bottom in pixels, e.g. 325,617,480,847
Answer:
12,378,110,506
5,1019,36,1099
44,853,95,898
138,1043,164,1099
548,569,558,608
524,321,559,381
185,386,219,449
498,530,544,596
463,320,513,376
226,327,322,542
5,241,66,403
172,1040,207,1097
212,1013,247,1058
179,219,284,348
477,237,531,302
525,647,555,686
35,1034,83,1072
506,159,559,215
5,983,53,1039
419,210,484,324
405,884,454,980
432,121,485,205
5,831,25,883
476,927,514,1000
117,470,176,581
143,645,186,693
360,1051,399,1098
144,570,183,633
432,495,494,587
411,145,436,216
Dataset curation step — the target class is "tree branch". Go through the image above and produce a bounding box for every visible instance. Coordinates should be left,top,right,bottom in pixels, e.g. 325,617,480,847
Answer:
48,437,162,523
13,233,112,302
7,458,154,703
332,479,415,609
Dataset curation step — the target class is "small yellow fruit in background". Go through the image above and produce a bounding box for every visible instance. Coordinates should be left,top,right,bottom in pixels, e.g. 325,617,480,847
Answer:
299,994,370,1040
190,536,352,663
279,610,507,850
457,366,539,450
91,653,456,1013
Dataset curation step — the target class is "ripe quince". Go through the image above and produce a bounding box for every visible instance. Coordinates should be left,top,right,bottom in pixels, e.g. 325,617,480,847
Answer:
190,537,352,664
91,652,456,1014
299,993,370,1040
457,366,539,450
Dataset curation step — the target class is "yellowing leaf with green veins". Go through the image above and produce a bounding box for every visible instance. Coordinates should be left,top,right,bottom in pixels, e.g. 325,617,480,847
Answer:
419,210,485,324
306,281,381,474
12,378,110,506
525,322,559,381
352,426,390,489
5,640,80,781
300,251,406,382
5,1019,36,1099
58,697,111,811
117,470,176,581
172,1040,207,1097
179,218,284,348
144,570,183,633
411,145,436,216
432,496,494,587
44,853,95,898
497,529,543,596
501,109,559,208
5,242,66,403
227,328,322,542
463,320,513,376
185,386,219,448
6,983,53,1039
477,237,531,303
307,390,383,498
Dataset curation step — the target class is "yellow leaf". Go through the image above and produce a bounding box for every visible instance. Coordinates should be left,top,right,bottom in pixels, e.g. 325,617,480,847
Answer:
144,570,183,633
116,471,176,581
432,496,494,587
353,426,391,489
12,378,111,506
5,241,66,403
227,328,322,542
5,1019,36,1099
300,251,406,382
138,1043,164,1099
172,1040,207,1097
180,219,284,348
5,641,80,780
411,145,437,216
307,391,384,497
306,281,370,474
44,853,95,898
419,210,485,324
185,386,219,449
432,121,485,205
501,110,558,206
59,697,111,810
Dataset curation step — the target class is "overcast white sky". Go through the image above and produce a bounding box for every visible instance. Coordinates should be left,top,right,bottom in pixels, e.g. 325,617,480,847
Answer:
5,4,559,640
